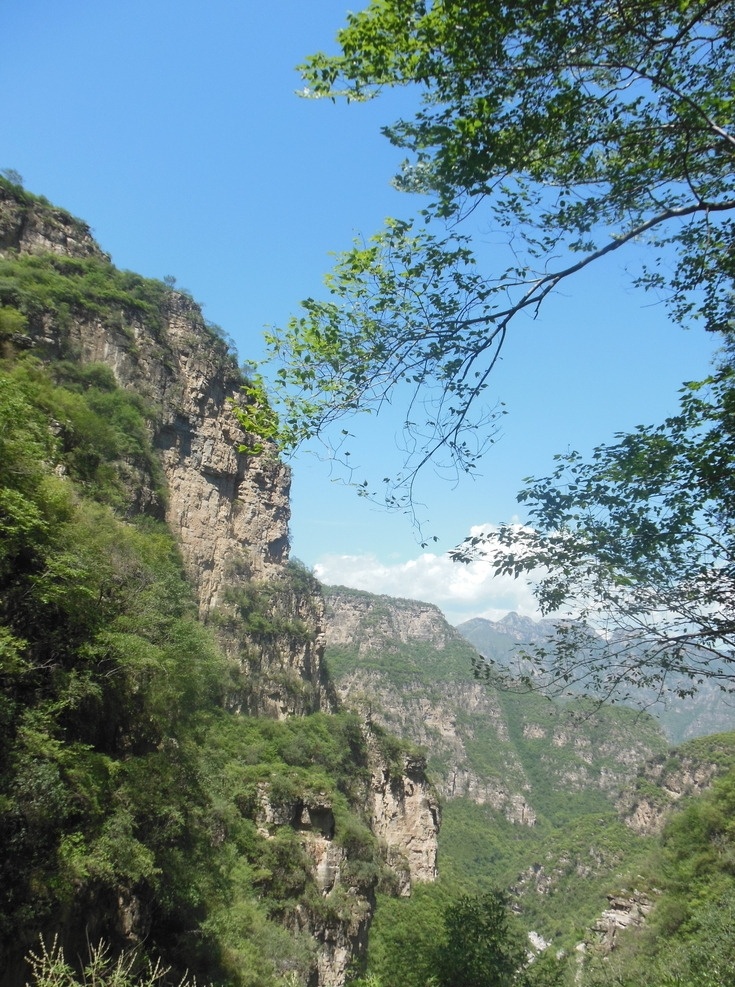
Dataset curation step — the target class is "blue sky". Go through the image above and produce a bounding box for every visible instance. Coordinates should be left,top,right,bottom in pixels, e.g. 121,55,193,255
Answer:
3,1,721,623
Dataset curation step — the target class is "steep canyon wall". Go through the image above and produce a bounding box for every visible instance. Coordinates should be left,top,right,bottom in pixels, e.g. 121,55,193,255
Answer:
0,183,439,986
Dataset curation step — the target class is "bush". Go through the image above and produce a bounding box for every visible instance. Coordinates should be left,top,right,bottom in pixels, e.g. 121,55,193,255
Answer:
25,937,198,987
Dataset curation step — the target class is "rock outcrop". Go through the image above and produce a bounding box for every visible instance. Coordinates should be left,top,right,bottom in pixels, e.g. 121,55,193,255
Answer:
323,588,665,829
254,786,373,987
369,750,441,893
0,182,102,259
0,184,440,986
251,740,440,986
587,890,655,953
619,734,735,835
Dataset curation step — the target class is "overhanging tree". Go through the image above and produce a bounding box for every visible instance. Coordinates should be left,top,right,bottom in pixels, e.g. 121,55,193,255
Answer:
260,0,735,697
264,0,735,505
451,368,735,702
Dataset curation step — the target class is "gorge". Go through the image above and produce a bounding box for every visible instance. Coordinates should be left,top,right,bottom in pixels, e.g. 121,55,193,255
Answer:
0,178,438,986
2,177,735,987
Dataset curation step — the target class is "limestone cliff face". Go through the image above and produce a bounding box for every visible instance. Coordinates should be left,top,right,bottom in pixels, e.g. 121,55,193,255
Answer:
1,187,329,717
0,183,102,259
84,298,291,608
153,305,291,607
327,591,454,652
325,589,538,823
324,588,667,832
338,668,536,823
1,186,290,591
0,185,441,985
368,748,441,892
619,736,735,835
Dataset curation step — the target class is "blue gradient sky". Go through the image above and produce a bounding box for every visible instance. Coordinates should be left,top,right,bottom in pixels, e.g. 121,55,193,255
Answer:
3,1,721,621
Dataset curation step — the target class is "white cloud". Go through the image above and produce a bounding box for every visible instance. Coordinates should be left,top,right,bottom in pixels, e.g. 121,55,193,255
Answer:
313,524,541,626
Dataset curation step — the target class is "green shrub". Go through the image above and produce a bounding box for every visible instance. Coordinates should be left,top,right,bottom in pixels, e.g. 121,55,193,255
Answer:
24,937,198,987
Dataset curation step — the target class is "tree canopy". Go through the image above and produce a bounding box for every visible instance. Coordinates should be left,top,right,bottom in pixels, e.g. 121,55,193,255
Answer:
264,0,735,502
437,891,527,987
260,0,735,698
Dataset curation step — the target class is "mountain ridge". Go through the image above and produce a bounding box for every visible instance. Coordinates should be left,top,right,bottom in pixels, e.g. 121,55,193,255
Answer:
457,612,735,743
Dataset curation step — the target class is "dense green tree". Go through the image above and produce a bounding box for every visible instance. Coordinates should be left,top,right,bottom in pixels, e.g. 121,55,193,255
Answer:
264,0,735,502
363,884,452,987
359,886,539,987
436,891,527,987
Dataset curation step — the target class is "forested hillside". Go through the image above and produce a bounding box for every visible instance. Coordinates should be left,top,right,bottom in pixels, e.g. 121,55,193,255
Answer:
323,587,735,986
0,177,439,987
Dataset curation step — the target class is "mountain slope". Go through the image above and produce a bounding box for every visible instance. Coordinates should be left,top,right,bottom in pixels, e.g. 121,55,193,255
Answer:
0,178,439,987
323,586,735,979
322,587,671,942
458,614,735,743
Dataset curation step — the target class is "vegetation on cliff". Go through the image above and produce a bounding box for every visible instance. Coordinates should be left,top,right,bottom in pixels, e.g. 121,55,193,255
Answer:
581,763,735,987
0,181,395,987
324,587,735,986
5,176,735,987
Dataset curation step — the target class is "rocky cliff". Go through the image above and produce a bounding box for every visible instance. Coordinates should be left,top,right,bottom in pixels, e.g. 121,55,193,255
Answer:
324,588,667,822
1,184,291,602
0,181,439,987
2,184,335,723
619,731,735,835
322,586,683,947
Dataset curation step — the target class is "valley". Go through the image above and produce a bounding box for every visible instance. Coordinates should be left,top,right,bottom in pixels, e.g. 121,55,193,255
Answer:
1,176,735,987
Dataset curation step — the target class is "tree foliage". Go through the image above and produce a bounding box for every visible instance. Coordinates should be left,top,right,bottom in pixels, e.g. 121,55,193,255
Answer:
0,349,383,986
264,0,735,498
358,886,539,987
436,890,528,987
453,368,735,700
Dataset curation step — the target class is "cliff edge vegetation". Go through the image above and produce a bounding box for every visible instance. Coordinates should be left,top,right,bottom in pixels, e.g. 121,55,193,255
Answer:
0,177,437,987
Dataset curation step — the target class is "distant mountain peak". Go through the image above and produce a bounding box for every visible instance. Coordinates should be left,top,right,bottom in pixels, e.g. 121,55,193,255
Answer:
457,612,555,645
